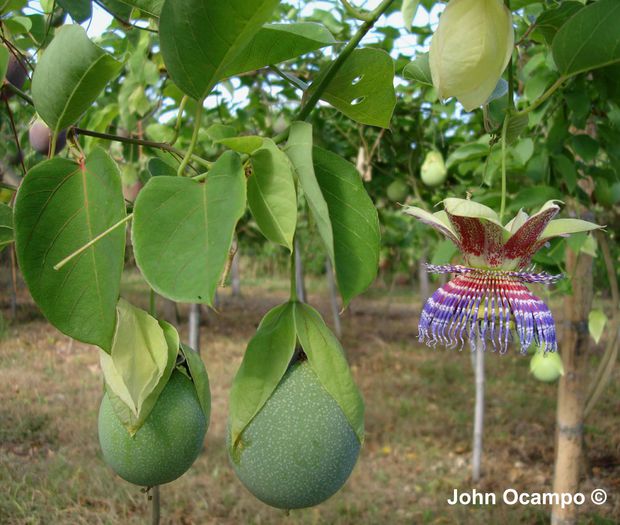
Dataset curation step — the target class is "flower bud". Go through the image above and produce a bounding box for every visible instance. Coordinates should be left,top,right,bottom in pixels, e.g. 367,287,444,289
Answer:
429,0,514,112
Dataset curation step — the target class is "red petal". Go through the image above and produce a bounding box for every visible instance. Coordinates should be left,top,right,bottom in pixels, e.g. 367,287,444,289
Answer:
503,205,559,268
445,213,505,267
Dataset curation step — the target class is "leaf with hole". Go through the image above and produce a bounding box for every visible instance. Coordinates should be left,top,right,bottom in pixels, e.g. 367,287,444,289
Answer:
311,48,396,128
159,0,280,99
223,23,335,78
313,147,380,307
32,25,123,134
132,151,246,304
14,148,126,351
552,0,620,77
248,139,297,251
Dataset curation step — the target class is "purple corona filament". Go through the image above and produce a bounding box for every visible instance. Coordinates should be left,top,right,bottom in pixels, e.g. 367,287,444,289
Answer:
404,199,601,355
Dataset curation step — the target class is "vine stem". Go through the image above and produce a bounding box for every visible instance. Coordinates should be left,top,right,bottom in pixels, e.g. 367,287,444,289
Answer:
289,245,298,302
499,115,509,224
274,0,395,143
53,214,133,271
74,127,186,157
170,95,189,146
177,97,205,176
514,75,567,117
339,0,373,21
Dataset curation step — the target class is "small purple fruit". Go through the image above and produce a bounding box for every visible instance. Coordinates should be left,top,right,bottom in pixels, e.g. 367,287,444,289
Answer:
3,54,28,98
29,120,67,155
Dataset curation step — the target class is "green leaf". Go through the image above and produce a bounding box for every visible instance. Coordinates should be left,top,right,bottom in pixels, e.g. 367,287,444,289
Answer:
401,0,421,30
534,1,583,45
248,139,297,251
403,53,432,86
552,0,620,77
82,104,119,152
117,0,163,16
571,134,599,162
14,149,126,351
285,122,334,263
147,157,176,177
133,151,246,304
180,343,211,423
313,147,380,307
294,302,364,443
540,218,602,241
0,44,9,83
32,25,123,134
100,299,179,435
57,0,92,22
446,143,490,168
505,112,529,145
588,309,608,345
217,136,264,154
0,202,13,252
159,0,280,99
229,302,297,449
313,48,396,128
223,23,335,78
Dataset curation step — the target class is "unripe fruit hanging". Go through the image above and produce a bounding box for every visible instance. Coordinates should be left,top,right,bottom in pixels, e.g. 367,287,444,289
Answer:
420,151,447,187
530,351,564,383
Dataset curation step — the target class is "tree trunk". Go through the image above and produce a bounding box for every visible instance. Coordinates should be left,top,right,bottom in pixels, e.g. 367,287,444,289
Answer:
472,333,485,483
551,248,594,525
189,303,201,354
325,258,342,338
294,237,307,303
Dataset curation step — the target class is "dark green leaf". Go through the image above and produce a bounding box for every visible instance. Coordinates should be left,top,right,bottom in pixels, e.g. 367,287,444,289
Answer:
229,302,297,449
133,151,246,304
0,44,8,83
180,343,211,423
403,53,432,86
285,122,334,262
57,0,92,22
217,136,263,154
223,23,335,78
313,48,396,128
534,1,583,45
159,0,280,99
552,0,620,76
248,139,297,251
505,113,529,145
147,157,176,177
313,147,380,307
117,0,163,16
571,134,599,162
14,149,126,350
0,202,13,252
294,302,364,442
32,25,123,134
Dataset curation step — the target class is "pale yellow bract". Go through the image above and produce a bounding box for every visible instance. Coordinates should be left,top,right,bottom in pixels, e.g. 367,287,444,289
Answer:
429,0,514,111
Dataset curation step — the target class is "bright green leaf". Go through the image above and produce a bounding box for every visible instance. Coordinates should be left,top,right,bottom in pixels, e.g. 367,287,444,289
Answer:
540,218,602,241
180,343,211,423
133,151,246,304
401,0,421,30
248,139,297,251
403,53,432,86
552,0,620,76
588,309,608,344
117,0,163,16
313,48,396,128
0,44,9,83
223,23,335,78
0,202,13,252
159,0,280,99
285,122,334,263
32,25,123,134
229,302,297,449
313,147,380,307
14,149,126,351
217,136,264,154
294,302,364,443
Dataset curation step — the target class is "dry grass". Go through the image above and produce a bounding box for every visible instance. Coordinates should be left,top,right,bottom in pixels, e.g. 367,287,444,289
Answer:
0,274,619,524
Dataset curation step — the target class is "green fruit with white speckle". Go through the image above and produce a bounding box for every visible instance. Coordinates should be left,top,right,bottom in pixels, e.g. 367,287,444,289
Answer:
530,351,564,383
229,360,361,509
98,370,207,486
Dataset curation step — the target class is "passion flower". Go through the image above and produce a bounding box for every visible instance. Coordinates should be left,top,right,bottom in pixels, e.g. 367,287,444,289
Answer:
404,199,601,353
429,0,514,111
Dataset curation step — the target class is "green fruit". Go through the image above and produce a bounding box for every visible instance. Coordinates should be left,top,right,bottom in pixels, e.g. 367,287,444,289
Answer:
98,370,207,486
387,180,409,202
229,360,361,509
530,351,564,383
420,150,447,187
